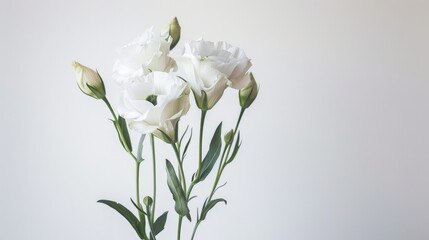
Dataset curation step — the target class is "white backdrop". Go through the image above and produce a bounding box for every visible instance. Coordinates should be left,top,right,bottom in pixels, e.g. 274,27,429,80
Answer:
1,0,429,239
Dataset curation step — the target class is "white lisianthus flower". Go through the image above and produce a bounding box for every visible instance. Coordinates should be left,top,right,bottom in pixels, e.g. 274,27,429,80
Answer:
175,39,252,110
117,72,190,142
113,27,176,84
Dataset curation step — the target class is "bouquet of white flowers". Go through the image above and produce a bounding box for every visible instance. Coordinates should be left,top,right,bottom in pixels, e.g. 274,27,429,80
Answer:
72,17,258,240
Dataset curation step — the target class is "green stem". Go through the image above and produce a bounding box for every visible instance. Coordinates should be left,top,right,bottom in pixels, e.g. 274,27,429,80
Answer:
102,97,148,239
197,110,207,179
186,181,195,200
191,108,246,239
172,143,187,193
185,110,207,202
172,143,186,240
190,220,201,240
136,152,149,240
136,161,141,206
102,97,118,121
177,216,183,240
209,108,245,202
150,134,156,223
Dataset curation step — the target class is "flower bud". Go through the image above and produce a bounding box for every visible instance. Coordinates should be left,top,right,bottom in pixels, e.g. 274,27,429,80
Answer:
72,61,106,99
224,129,234,145
239,72,258,109
162,17,181,50
143,196,153,207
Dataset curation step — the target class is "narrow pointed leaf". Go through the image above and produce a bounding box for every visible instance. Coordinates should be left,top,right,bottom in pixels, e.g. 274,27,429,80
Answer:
188,196,197,202
98,200,145,239
214,182,227,194
165,160,189,216
182,129,192,160
179,125,190,147
130,198,147,215
153,211,168,236
199,122,223,181
200,198,227,221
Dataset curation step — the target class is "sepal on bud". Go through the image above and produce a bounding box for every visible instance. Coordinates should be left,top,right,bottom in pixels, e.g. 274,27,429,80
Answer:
162,17,181,50
72,61,106,99
193,90,212,111
154,129,175,144
239,72,258,109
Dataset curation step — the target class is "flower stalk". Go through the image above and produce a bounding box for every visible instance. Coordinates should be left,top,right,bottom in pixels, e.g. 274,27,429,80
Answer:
197,110,207,180
150,134,157,223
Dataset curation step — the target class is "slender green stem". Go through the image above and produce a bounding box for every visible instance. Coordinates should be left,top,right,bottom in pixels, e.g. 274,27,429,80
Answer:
191,108,246,239
191,220,201,240
172,143,187,193
209,108,245,202
186,181,195,200
177,216,183,240
136,150,149,240
129,152,139,162
197,110,207,179
171,142,186,240
102,97,118,121
185,110,207,201
136,161,141,206
102,97,148,239
150,134,156,223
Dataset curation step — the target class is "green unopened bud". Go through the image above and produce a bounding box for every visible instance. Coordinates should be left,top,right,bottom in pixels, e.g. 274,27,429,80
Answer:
162,17,181,50
193,90,210,111
224,129,234,145
239,72,258,109
143,196,153,207
72,61,106,99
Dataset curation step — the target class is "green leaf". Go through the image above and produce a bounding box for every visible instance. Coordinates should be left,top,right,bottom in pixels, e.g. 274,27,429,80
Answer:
113,116,133,153
199,122,223,181
130,198,147,215
227,132,241,164
165,160,189,216
152,211,168,236
179,125,189,147
137,134,146,162
98,199,145,239
200,198,227,221
214,182,227,194
182,129,193,160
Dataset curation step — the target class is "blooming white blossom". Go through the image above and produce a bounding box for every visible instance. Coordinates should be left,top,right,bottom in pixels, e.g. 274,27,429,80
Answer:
113,27,176,84
117,72,190,141
175,39,252,109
